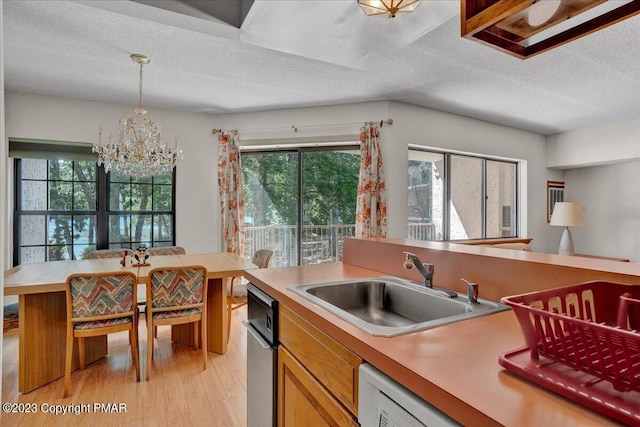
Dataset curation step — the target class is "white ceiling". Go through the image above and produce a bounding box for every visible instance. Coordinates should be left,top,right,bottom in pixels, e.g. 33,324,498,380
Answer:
3,0,640,136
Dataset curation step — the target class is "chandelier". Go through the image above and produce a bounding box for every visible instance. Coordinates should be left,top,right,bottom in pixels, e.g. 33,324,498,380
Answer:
357,0,422,18
93,54,182,178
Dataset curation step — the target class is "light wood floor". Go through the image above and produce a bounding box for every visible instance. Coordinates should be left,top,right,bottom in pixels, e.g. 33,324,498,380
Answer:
1,307,249,427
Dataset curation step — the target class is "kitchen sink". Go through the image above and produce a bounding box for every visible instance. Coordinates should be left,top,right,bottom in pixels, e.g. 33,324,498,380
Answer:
288,277,509,337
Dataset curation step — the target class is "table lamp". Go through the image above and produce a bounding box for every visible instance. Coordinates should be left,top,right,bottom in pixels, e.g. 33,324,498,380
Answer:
550,202,585,256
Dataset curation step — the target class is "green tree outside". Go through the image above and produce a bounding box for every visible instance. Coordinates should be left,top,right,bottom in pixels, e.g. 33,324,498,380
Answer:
242,150,360,227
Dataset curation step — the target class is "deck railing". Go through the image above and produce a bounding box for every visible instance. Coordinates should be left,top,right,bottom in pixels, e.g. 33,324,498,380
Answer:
245,222,437,267
407,222,437,241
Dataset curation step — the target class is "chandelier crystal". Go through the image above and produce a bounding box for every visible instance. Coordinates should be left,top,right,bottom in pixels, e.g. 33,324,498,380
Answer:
357,0,422,18
93,54,182,178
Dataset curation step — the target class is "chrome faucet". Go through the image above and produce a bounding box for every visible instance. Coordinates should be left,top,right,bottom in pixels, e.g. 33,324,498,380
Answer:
402,252,457,298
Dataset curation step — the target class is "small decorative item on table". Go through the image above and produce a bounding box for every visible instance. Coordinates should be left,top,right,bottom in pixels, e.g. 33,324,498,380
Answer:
133,245,151,266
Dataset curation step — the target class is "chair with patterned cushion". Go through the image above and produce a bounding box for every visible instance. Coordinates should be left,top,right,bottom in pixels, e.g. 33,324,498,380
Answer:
145,247,187,323
146,265,208,380
64,271,140,397
85,248,129,259
146,246,186,256
85,247,151,314
227,249,273,341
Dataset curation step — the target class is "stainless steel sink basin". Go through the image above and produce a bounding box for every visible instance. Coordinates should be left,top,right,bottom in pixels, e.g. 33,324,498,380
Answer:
289,277,509,337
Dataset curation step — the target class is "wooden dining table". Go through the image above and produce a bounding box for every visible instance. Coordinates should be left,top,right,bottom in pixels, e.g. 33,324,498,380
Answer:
3,252,256,393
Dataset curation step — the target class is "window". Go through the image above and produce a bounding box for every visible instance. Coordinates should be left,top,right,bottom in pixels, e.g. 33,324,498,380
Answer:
108,172,175,249
242,146,360,267
14,158,175,265
16,159,97,263
450,155,483,239
408,151,444,240
486,160,516,238
408,149,518,241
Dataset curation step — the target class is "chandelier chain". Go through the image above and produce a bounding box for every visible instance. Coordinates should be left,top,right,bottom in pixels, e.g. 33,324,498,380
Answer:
138,61,144,111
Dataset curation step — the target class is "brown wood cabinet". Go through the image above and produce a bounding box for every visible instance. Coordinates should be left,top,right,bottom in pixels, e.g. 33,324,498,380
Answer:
278,346,358,427
278,305,363,426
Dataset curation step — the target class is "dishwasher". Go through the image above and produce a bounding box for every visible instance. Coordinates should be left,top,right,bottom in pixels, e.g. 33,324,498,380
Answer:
243,283,278,427
359,363,461,427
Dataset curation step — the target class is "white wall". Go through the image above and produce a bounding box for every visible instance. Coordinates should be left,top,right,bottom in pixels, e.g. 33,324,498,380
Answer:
219,101,389,143
4,92,221,258
547,118,640,261
546,118,640,168
564,161,640,262
3,94,558,262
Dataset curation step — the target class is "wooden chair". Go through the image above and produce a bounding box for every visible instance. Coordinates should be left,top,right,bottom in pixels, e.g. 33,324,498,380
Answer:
227,249,273,340
64,271,140,397
146,247,187,335
85,247,151,314
85,248,128,259
147,246,186,256
146,265,208,380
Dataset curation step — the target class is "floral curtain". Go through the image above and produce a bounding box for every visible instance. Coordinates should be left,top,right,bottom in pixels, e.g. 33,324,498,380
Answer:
355,122,387,238
217,133,245,255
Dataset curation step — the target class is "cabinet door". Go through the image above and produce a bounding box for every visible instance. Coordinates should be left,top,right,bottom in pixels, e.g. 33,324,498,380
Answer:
278,346,358,427
279,306,362,415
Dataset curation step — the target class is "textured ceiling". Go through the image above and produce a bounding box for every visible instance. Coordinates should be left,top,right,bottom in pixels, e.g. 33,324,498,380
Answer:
3,0,640,136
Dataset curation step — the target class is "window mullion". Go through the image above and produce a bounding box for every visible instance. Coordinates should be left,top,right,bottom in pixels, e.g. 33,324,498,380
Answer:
297,149,303,266
45,162,51,261
443,154,451,240
516,165,520,237
96,166,109,249
481,159,487,239
13,160,22,266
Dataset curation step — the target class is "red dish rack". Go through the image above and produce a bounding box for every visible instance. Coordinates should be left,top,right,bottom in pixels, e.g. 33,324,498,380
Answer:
499,281,640,426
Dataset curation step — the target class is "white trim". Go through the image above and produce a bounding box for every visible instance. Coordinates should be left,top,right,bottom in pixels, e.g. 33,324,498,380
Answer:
409,143,523,163
240,135,359,151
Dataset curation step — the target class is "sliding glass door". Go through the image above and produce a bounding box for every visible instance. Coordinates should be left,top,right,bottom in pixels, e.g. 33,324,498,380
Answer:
242,146,359,267
242,151,299,267
301,150,359,265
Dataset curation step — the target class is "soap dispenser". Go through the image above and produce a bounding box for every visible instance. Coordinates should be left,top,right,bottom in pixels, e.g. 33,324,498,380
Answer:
460,278,479,304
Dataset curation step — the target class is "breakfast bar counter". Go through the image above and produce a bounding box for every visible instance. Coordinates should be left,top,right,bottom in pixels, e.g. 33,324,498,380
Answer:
246,263,624,427
244,238,640,426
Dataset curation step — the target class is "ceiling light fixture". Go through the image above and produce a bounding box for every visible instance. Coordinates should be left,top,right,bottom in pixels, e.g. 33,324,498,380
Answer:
357,0,422,18
461,0,640,59
94,54,182,178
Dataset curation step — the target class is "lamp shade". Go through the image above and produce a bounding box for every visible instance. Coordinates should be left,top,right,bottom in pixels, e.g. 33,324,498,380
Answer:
550,202,585,227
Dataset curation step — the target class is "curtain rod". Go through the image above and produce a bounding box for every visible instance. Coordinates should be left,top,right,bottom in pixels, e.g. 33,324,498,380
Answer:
211,118,393,135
